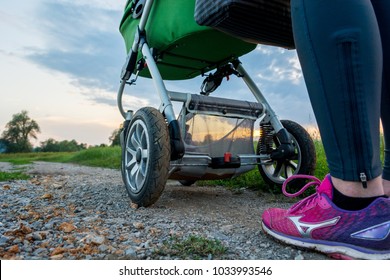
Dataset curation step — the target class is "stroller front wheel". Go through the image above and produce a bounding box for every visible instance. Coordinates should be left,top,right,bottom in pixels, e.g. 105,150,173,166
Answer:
121,107,171,207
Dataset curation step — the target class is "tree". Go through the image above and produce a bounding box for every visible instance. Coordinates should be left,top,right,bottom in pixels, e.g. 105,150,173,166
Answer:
109,128,122,146
40,138,87,152
1,110,40,153
40,138,58,152
0,139,9,153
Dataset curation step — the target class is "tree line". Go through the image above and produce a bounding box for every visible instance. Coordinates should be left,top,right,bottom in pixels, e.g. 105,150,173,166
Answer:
0,110,121,153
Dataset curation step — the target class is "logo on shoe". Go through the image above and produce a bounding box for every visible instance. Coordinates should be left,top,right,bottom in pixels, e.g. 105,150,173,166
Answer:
289,215,340,238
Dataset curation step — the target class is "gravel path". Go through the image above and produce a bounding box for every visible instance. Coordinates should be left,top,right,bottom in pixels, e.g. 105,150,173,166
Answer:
0,161,327,260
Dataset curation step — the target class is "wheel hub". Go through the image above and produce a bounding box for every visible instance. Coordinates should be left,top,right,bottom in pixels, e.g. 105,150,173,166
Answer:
136,148,142,163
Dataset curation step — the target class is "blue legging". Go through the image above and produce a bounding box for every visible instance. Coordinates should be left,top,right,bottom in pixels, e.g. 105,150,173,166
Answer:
291,0,390,182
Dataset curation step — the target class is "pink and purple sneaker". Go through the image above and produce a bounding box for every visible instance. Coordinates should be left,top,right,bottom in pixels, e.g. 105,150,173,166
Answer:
261,175,390,260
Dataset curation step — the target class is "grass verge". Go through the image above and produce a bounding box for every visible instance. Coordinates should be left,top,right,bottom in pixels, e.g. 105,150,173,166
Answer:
0,141,328,191
0,171,30,181
0,152,74,165
0,146,121,169
198,139,328,193
155,235,228,260
66,146,121,169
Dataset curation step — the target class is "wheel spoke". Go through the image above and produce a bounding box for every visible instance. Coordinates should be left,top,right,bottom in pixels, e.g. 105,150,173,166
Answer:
139,158,148,176
126,146,136,157
136,169,144,187
131,132,141,149
125,146,137,169
286,160,297,171
136,123,143,143
273,161,283,178
286,165,294,178
283,164,290,178
130,173,137,191
126,157,136,170
140,130,147,148
129,163,136,176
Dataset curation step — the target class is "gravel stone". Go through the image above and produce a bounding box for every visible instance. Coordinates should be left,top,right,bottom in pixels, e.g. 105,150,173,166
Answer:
0,161,328,260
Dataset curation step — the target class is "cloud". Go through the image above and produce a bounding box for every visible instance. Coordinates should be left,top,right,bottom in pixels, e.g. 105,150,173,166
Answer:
25,1,169,111
22,1,316,128
56,0,124,11
77,86,152,111
253,47,303,85
36,116,116,145
236,46,315,126
26,1,128,98
255,45,287,56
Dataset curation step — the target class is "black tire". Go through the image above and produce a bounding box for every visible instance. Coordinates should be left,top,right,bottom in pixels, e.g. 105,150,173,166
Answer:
257,120,316,188
178,180,196,186
121,107,170,207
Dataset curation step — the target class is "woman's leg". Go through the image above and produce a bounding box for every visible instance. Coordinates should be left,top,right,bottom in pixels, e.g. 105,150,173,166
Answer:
260,0,390,260
291,0,384,197
371,0,390,196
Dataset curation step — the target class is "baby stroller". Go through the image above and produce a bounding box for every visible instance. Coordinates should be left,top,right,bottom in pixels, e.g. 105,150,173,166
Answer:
117,0,316,207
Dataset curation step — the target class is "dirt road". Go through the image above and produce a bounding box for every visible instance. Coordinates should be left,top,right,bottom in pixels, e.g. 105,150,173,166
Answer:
0,161,327,260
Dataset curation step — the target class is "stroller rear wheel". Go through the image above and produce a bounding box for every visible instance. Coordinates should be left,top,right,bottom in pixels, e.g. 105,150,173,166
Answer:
257,120,316,188
121,107,170,207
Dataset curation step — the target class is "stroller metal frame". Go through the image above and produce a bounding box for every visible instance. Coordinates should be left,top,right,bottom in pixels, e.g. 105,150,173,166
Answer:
117,0,315,207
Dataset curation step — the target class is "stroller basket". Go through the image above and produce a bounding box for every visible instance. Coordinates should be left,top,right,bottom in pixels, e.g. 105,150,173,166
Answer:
169,92,263,181
119,0,256,80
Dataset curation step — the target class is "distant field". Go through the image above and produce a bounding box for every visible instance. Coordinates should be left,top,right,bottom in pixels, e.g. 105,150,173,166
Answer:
0,142,329,192
0,146,121,169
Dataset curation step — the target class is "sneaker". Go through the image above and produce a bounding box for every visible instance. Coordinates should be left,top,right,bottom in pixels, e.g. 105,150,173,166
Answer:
261,174,390,260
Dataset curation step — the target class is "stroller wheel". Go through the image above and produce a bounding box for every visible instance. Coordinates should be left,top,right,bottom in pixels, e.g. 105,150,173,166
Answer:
257,120,316,188
121,107,170,207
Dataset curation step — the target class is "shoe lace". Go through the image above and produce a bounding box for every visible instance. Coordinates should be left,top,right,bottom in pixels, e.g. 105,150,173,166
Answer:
282,174,321,197
282,175,323,212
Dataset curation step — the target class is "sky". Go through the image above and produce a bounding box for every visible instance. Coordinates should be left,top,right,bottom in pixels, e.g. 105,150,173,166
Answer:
0,0,316,147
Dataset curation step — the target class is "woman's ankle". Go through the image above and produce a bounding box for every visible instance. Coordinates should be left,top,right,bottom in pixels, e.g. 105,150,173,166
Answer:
382,179,390,197
331,175,385,198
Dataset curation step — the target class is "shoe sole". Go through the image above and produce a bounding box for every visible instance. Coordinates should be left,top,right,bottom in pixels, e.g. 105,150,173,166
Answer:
261,222,390,260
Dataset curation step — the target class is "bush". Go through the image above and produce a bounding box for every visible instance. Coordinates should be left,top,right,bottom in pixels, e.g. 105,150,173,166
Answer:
40,138,87,152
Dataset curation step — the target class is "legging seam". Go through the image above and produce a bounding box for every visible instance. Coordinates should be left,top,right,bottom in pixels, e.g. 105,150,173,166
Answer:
298,0,345,178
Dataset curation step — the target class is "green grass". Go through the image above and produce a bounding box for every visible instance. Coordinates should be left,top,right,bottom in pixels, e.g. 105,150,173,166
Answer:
0,171,30,181
0,146,121,169
155,235,228,260
313,139,328,179
198,139,329,193
65,146,121,169
0,152,75,165
0,141,328,191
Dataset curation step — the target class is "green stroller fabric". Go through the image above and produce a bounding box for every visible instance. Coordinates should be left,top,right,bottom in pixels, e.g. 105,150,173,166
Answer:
119,0,256,80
